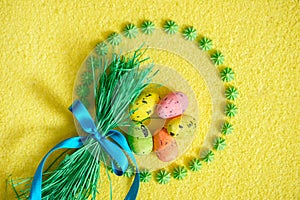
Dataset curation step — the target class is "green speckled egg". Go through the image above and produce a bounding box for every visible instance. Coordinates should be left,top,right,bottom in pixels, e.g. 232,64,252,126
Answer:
128,124,151,138
127,135,153,155
127,124,153,155
166,115,196,137
130,92,160,122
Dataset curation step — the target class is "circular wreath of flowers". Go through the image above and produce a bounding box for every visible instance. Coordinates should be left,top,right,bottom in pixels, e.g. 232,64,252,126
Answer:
77,20,238,184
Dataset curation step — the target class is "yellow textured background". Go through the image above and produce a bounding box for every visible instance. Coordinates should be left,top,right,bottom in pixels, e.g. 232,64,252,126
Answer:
1,0,299,199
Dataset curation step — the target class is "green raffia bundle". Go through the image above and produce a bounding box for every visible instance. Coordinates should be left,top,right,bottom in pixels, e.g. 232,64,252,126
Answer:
11,48,157,199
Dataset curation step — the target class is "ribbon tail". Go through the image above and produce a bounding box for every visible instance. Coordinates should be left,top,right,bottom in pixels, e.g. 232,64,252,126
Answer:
125,172,140,200
29,137,84,200
108,130,140,200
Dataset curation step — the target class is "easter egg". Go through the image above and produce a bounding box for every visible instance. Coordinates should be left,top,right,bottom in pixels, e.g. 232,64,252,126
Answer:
175,92,189,111
130,92,160,122
142,83,172,100
127,135,153,155
128,124,151,138
127,124,153,155
156,92,188,119
156,140,178,162
166,115,196,137
153,128,178,162
153,128,173,151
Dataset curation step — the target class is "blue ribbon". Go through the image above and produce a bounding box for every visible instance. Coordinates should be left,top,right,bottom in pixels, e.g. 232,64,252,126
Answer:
29,137,83,199
29,100,140,200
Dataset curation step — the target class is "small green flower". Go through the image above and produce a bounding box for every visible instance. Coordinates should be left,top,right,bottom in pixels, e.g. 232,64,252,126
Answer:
107,32,122,46
86,55,96,66
221,122,233,135
189,158,202,172
141,21,155,34
213,137,226,150
225,86,239,100
156,170,170,184
95,42,108,56
225,103,238,117
201,150,214,163
123,24,138,38
220,67,235,82
123,165,134,178
211,51,224,65
140,169,152,183
183,26,197,41
79,97,90,108
199,37,213,51
86,55,101,71
81,71,93,85
164,20,178,34
173,166,188,180
76,84,89,98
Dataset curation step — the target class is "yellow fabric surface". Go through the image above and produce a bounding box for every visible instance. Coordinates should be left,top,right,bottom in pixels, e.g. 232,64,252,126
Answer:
1,0,299,199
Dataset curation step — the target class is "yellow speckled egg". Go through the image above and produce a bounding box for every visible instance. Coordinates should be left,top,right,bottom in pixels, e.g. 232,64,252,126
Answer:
130,92,160,122
166,115,196,137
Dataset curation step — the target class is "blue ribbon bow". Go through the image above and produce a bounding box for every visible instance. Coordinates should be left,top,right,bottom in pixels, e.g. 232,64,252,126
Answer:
29,100,140,200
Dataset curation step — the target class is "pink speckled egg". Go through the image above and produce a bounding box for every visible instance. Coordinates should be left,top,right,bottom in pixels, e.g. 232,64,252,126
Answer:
156,92,189,119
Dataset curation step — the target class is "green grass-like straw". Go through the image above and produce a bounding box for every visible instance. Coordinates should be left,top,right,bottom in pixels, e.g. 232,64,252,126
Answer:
41,139,101,199
11,139,101,200
11,47,156,199
95,48,156,134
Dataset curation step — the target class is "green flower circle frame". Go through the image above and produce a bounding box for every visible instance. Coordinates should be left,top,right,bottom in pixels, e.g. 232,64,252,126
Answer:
75,20,238,184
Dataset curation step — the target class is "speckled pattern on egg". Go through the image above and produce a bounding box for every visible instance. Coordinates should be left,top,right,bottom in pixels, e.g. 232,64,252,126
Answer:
166,115,196,137
127,135,153,155
127,124,151,138
156,92,189,119
127,124,153,155
153,128,178,162
130,92,160,122
156,139,178,162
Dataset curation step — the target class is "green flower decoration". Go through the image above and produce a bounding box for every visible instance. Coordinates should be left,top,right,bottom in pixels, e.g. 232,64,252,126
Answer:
220,67,235,82
76,84,89,98
189,158,202,172
183,26,197,41
173,166,188,180
95,42,108,56
123,24,138,38
79,97,90,108
211,51,224,65
164,20,179,34
221,122,233,135
81,71,93,85
123,165,134,178
86,55,101,71
140,169,152,183
107,32,122,46
201,150,214,163
156,170,171,184
141,21,155,34
225,86,239,100
199,37,212,51
225,103,238,117
213,137,226,150
86,55,96,66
